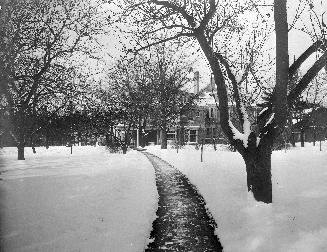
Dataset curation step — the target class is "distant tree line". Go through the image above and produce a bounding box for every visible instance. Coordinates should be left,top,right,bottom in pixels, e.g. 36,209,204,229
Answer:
0,0,111,159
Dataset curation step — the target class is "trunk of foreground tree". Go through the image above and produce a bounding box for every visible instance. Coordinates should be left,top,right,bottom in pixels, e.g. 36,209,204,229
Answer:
161,130,167,149
243,132,273,203
244,150,272,203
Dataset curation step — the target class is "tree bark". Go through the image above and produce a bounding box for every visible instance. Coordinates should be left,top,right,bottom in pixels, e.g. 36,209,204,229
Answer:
180,126,185,146
290,132,295,147
17,133,25,160
274,0,289,127
241,132,273,203
45,133,49,149
161,130,168,149
300,128,305,147
244,150,272,203
122,145,127,154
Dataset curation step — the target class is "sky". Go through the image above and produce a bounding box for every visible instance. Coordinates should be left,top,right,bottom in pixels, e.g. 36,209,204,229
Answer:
91,0,327,90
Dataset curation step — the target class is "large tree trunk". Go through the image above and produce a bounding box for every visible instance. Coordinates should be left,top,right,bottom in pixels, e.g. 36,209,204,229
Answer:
241,132,273,203
274,0,289,127
244,150,272,203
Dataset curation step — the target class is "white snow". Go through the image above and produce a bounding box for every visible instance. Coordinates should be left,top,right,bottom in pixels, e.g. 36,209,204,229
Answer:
229,120,246,143
258,107,268,116
229,103,252,148
0,146,158,252
235,72,244,84
265,113,275,128
256,137,261,147
2,142,327,252
241,104,251,136
146,143,327,252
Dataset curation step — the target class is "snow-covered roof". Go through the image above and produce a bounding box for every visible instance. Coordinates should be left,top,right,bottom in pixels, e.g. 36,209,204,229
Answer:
182,80,196,94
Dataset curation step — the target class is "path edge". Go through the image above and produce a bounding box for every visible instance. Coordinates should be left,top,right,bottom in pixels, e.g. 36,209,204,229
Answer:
142,151,223,251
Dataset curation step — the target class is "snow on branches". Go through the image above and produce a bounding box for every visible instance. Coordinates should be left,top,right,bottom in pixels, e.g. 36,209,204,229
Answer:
229,103,252,148
264,113,275,128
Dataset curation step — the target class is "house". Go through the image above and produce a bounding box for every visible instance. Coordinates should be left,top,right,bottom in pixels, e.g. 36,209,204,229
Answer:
114,71,259,147
156,72,258,146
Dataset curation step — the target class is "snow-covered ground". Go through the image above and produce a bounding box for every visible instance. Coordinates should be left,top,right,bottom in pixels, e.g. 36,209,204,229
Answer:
1,143,327,252
146,143,327,252
0,146,158,252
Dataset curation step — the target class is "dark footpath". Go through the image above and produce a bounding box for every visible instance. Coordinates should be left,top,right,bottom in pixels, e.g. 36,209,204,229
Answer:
143,152,223,252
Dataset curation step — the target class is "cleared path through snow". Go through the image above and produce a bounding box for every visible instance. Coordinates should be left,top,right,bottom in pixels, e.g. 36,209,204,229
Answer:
143,152,223,251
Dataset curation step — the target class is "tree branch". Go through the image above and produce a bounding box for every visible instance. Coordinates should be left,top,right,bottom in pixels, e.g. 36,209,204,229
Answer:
215,52,244,127
152,0,196,27
133,33,194,52
289,40,325,78
200,0,217,30
288,50,327,105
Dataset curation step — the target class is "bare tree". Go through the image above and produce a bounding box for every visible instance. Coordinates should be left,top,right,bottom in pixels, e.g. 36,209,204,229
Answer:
146,43,194,149
0,0,111,159
121,0,327,203
106,55,156,153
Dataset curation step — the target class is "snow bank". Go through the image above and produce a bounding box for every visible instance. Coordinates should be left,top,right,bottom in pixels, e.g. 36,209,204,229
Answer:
146,142,327,252
0,146,158,252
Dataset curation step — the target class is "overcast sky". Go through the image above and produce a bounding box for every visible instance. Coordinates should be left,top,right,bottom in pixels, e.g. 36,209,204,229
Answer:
96,0,327,87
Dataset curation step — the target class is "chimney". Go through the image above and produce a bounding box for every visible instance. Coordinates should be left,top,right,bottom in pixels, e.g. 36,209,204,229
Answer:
194,71,199,94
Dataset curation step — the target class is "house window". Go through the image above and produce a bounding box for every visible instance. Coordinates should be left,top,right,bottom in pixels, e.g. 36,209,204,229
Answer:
189,130,197,142
167,130,176,140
